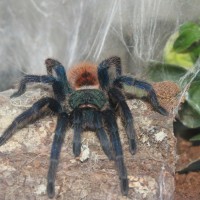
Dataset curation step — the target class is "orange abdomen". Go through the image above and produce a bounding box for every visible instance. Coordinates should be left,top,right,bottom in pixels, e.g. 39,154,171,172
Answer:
67,62,99,90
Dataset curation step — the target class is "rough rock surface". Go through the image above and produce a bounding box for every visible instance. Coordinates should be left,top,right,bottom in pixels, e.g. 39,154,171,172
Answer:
0,82,177,200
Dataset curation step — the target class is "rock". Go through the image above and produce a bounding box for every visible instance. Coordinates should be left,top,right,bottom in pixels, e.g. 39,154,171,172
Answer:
0,82,177,200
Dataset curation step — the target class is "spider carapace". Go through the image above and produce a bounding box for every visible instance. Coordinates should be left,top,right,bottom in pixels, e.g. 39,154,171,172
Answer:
0,56,168,198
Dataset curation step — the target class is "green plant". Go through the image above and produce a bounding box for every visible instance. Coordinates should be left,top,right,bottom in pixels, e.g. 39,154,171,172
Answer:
148,21,200,172
148,21,200,134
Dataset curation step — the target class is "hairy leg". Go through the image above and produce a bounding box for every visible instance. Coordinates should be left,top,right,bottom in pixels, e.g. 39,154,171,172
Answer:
0,97,62,146
47,112,68,198
108,88,136,154
113,76,168,116
98,56,122,90
102,109,129,195
45,58,72,94
10,75,65,101
72,108,83,157
93,110,113,160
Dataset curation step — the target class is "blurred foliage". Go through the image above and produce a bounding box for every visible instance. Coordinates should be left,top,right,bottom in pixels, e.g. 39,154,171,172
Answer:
148,21,200,135
148,21,200,173
163,22,200,68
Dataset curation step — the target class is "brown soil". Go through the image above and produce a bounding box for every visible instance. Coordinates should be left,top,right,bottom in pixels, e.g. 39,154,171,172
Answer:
175,138,200,200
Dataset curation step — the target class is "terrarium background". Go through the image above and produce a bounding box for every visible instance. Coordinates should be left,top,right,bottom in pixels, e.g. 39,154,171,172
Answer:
0,0,200,91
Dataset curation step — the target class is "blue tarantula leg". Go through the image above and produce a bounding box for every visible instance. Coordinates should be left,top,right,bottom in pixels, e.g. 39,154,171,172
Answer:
0,97,62,146
103,109,129,195
10,75,65,101
45,58,72,94
113,76,168,116
11,75,55,98
47,112,68,199
72,108,83,157
109,88,136,155
98,56,122,90
93,111,113,160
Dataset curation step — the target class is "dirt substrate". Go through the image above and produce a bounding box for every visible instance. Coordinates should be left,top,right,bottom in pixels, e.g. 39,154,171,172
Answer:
175,138,200,200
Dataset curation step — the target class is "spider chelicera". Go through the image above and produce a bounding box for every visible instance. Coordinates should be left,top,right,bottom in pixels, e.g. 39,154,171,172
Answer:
0,56,167,198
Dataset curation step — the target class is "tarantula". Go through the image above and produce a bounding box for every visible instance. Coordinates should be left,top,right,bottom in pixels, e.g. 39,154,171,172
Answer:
0,56,167,198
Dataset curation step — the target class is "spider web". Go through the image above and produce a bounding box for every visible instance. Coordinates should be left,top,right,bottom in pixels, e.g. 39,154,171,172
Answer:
0,0,199,71
0,0,199,113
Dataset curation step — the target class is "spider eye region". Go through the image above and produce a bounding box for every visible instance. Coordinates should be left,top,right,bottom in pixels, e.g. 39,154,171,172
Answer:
69,89,107,109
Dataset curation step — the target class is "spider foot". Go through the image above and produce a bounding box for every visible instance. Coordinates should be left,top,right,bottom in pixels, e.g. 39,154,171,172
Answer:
10,91,24,98
156,106,168,116
103,149,114,160
108,152,115,160
73,142,81,157
0,123,16,146
10,89,25,98
120,178,129,196
47,182,55,199
129,139,137,155
115,155,129,195
0,136,8,146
